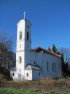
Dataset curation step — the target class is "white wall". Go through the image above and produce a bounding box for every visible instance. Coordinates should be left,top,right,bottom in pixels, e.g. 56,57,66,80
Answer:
24,50,62,80
32,69,41,80
14,19,32,80
37,52,62,78
25,70,32,80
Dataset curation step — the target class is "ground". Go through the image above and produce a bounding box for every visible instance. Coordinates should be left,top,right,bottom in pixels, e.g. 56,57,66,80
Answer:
0,77,70,94
0,88,70,94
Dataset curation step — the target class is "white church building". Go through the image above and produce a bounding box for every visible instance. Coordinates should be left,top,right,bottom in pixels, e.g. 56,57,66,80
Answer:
10,17,62,80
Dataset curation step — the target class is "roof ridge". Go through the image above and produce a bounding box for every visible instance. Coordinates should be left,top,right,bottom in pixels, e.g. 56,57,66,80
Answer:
33,47,61,58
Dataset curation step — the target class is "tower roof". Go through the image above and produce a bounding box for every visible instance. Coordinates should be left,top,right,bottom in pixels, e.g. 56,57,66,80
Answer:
17,18,32,26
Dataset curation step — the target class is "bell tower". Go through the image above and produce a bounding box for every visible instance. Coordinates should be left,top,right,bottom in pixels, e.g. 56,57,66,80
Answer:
16,13,31,79
17,18,31,51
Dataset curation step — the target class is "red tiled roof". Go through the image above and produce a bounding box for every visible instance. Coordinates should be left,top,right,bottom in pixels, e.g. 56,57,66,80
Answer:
33,47,61,58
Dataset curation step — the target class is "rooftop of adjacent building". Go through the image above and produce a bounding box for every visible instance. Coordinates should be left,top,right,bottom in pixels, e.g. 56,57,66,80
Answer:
32,47,61,58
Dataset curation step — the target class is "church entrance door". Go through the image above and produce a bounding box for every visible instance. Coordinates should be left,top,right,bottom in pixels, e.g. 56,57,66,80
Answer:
18,74,21,80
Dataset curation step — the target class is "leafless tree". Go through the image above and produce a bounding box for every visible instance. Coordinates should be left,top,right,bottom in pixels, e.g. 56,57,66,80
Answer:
60,47,70,62
0,32,15,69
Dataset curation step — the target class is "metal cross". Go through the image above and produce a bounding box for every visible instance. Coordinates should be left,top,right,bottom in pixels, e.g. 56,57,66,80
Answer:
24,12,26,19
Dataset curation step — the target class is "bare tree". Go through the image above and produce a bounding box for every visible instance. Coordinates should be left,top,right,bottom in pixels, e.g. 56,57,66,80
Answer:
0,32,13,51
60,47,70,62
0,32,15,69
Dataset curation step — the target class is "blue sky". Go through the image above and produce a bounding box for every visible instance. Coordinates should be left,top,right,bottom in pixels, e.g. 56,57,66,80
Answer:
0,0,70,51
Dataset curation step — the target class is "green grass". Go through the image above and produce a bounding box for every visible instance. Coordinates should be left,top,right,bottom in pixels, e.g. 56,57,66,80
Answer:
0,88,43,94
0,88,70,94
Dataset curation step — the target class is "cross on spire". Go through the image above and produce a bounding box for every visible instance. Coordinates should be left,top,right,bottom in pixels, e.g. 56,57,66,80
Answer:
24,12,26,19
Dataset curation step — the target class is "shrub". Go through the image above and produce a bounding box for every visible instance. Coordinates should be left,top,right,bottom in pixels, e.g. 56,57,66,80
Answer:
0,74,5,81
39,77,54,86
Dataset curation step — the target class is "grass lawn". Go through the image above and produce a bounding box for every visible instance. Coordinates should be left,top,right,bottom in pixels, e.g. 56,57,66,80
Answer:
0,88,70,94
0,88,42,94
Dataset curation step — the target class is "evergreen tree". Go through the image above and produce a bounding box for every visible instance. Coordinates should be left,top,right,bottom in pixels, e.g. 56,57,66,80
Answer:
52,44,57,53
48,47,51,51
48,44,58,53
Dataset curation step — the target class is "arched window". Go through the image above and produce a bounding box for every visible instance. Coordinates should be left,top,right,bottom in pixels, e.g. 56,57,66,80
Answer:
52,63,56,72
34,61,36,64
27,32,29,40
39,73,40,76
19,56,22,63
27,25,29,29
19,31,22,40
26,73,29,77
13,73,14,76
